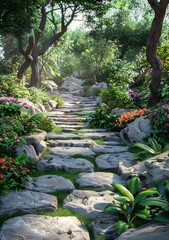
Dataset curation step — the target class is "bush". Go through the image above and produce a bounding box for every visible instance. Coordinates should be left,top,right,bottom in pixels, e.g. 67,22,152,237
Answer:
86,103,118,130
114,108,148,131
146,103,169,140
100,82,135,110
0,154,31,193
29,112,56,132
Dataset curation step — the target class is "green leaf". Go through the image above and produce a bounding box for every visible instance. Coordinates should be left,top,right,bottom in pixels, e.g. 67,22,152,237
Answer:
154,212,169,222
135,210,151,220
135,189,158,204
114,195,131,203
115,221,129,235
133,143,156,154
105,204,123,214
113,183,134,202
129,177,140,195
140,198,169,208
163,144,169,152
148,138,161,153
156,182,169,201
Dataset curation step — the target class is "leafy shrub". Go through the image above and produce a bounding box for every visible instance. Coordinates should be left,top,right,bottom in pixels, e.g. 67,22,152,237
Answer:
86,103,118,130
0,155,31,193
0,100,25,118
0,74,19,97
0,117,24,136
100,82,135,110
105,177,169,235
28,87,51,107
0,124,26,155
29,112,56,132
114,108,148,131
146,103,169,140
50,94,64,108
133,138,169,159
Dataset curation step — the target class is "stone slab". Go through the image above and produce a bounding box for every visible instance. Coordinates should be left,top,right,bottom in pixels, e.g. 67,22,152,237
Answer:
92,144,129,154
96,152,138,170
25,175,75,193
47,132,82,140
63,190,117,220
119,151,169,187
0,215,90,240
49,146,95,157
37,155,94,173
47,139,94,148
76,172,125,190
0,190,57,216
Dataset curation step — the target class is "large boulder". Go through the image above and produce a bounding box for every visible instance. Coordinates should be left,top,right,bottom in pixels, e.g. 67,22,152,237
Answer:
119,151,169,187
43,80,58,91
120,117,152,144
0,215,90,240
60,76,85,95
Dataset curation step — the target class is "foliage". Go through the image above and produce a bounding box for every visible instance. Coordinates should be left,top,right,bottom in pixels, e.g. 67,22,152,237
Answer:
29,112,56,132
100,82,135,110
0,123,26,156
0,100,25,118
133,138,169,158
86,103,118,130
114,108,148,130
0,155,31,193
105,177,159,235
0,74,22,97
146,103,169,140
106,177,169,235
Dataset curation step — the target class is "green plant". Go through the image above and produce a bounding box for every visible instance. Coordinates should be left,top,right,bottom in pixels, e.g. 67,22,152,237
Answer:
29,112,56,132
0,154,31,193
105,177,158,235
146,103,169,140
0,116,25,136
114,108,148,131
86,103,118,130
0,101,25,118
100,82,135,110
133,138,169,158
0,124,26,155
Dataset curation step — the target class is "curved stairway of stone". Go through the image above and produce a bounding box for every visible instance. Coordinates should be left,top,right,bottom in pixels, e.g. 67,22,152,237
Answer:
1,92,163,240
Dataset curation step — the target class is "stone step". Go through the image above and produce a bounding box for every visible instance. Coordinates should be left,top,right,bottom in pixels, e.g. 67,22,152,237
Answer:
25,175,75,193
53,121,84,126
57,107,96,113
47,139,95,148
92,144,129,154
63,190,116,220
0,215,90,240
47,132,120,141
37,155,94,173
0,190,57,216
96,152,138,170
55,124,86,129
52,117,85,122
76,172,125,190
48,146,95,157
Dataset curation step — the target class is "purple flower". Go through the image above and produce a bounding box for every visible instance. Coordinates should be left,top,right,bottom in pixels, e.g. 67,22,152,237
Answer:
128,89,141,98
17,100,30,109
0,97,17,102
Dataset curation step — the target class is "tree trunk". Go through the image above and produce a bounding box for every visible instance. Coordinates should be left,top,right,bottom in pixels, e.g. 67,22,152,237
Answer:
29,39,41,88
146,0,169,106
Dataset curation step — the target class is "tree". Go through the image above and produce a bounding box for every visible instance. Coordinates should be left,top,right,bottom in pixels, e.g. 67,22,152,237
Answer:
146,0,169,106
0,0,111,88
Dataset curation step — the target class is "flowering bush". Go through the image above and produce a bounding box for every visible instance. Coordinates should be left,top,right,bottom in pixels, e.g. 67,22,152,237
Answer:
114,108,148,130
0,125,26,155
146,103,169,140
0,155,31,193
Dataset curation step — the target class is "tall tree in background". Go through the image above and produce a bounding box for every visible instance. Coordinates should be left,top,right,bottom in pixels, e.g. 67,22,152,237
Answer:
146,0,169,106
0,0,110,88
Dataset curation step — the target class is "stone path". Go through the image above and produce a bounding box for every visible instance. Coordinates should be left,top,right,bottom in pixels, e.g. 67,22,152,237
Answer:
0,92,143,239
